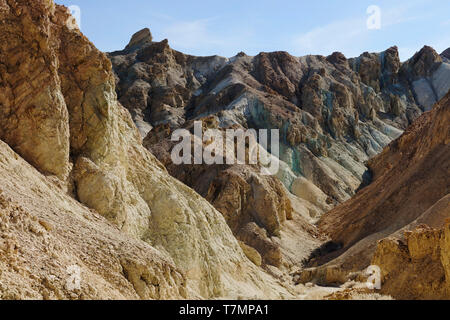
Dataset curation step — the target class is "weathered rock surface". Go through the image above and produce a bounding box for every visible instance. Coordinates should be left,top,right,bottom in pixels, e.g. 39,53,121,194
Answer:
126,28,153,50
0,0,71,181
442,48,450,63
0,0,295,299
1,2,449,300
143,120,304,268
110,32,450,212
0,139,186,300
401,46,450,111
300,91,450,298
372,220,450,300
109,30,450,279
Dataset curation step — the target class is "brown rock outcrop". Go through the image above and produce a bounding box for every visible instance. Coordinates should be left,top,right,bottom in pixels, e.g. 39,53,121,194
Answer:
372,222,450,299
308,91,450,295
402,45,442,79
0,0,294,299
110,31,450,215
0,1,71,180
0,139,186,300
126,28,153,50
144,120,296,268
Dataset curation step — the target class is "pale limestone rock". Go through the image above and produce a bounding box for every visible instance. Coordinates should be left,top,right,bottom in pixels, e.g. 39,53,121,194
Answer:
291,177,329,211
412,78,437,110
0,139,186,300
239,241,263,266
0,0,294,299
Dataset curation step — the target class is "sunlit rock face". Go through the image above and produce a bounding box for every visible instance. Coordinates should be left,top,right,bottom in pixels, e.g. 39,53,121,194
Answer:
110,32,450,204
372,221,450,300
109,31,450,261
0,0,298,300
298,91,449,299
0,138,187,300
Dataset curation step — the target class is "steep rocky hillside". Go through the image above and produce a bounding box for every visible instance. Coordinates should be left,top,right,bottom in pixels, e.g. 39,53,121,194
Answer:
110,29,449,205
0,0,299,299
1,1,449,301
298,91,450,299
109,28,450,272
143,118,324,270
0,139,186,299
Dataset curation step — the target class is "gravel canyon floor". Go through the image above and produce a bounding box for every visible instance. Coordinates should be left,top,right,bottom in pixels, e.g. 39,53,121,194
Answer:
0,1,449,300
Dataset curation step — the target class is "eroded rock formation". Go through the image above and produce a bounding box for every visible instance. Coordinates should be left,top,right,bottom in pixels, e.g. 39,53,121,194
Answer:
372,221,450,300
144,119,299,268
0,2,449,301
109,29,450,277
0,0,294,299
0,139,186,300
110,30,450,209
299,91,450,299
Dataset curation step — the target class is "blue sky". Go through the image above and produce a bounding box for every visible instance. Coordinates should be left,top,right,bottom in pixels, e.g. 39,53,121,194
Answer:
56,0,450,61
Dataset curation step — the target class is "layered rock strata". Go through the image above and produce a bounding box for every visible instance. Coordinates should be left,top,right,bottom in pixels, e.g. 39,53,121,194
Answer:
0,0,294,299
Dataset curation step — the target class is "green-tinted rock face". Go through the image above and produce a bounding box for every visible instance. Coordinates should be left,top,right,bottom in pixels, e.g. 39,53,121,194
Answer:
110,36,449,211
109,31,450,279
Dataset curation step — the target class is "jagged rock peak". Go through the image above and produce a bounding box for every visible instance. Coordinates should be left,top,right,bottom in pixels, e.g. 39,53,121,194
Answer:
442,48,450,61
384,45,400,59
413,45,442,61
126,27,153,49
407,45,443,76
326,51,347,65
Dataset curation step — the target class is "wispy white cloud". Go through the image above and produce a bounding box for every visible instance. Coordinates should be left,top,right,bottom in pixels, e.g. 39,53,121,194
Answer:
398,47,420,61
155,17,254,57
163,18,224,49
291,2,428,58
291,17,367,57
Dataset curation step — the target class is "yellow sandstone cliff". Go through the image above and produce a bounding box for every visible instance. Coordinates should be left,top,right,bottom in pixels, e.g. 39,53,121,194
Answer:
0,0,292,299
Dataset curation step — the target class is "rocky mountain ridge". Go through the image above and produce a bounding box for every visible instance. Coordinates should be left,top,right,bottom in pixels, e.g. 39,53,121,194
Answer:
109,28,450,275
0,0,300,299
0,1,449,300
299,90,450,299
110,28,450,207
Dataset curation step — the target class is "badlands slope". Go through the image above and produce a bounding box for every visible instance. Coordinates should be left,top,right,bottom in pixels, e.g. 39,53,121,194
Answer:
109,27,450,287
0,0,298,299
0,1,449,300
